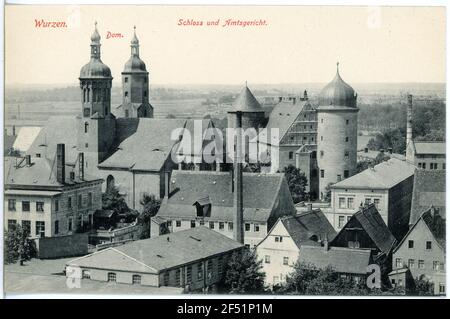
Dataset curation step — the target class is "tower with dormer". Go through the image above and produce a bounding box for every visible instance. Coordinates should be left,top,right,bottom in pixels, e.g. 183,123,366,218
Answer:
117,26,153,118
77,23,116,172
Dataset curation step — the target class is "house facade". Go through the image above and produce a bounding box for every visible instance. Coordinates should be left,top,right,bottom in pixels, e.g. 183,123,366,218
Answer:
406,140,446,170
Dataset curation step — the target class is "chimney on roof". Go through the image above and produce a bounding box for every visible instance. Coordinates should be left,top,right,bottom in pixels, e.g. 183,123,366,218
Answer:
406,94,413,147
303,90,308,101
25,155,31,166
323,236,329,251
12,125,16,136
278,96,283,103
56,144,65,184
164,170,170,202
388,147,393,154
233,111,244,244
380,148,384,154
292,97,296,104
78,153,84,180
307,203,313,211
364,147,368,153
230,168,234,193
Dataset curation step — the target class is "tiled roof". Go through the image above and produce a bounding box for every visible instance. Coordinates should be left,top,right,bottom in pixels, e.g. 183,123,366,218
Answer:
298,246,371,275
4,157,101,188
229,86,264,113
413,141,446,155
68,227,244,272
332,158,415,189
410,169,446,225
351,204,396,255
157,171,294,222
99,118,187,171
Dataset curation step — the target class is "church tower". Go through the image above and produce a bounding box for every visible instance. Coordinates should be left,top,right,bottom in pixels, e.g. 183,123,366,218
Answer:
77,22,116,172
316,63,359,200
118,26,153,118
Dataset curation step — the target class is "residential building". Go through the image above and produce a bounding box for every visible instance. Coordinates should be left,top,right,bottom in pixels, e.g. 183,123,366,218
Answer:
329,158,415,239
256,209,336,286
409,169,445,226
156,170,297,248
4,145,102,238
330,204,396,272
65,226,244,291
298,245,372,283
406,141,446,170
391,207,445,295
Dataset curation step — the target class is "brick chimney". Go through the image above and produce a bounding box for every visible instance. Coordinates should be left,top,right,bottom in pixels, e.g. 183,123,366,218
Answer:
56,144,65,184
303,90,308,101
25,155,31,166
233,111,244,244
406,94,413,146
164,170,170,202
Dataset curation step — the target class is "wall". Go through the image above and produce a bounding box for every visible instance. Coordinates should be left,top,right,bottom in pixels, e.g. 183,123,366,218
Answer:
35,233,88,259
317,110,358,200
388,175,414,240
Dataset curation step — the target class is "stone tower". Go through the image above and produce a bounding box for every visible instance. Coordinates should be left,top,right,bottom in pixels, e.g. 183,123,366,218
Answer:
77,22,116,172
316,63,359,200
118,26,153,118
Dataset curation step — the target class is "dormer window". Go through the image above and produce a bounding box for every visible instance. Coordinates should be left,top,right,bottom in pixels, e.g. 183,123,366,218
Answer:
193,196,211,217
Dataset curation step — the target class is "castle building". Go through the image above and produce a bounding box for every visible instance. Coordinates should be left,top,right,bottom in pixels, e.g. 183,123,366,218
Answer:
116,27,153,118
227,84,266,131
316,63,359,200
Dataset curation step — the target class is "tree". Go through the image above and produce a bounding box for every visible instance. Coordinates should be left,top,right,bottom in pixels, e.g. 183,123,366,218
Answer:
282,165,309,204
4,224,35,265
243,162,261,173
138,193,161,239
221,248,266,294
102,185,129,215
412,278,434,296
323,183,333,202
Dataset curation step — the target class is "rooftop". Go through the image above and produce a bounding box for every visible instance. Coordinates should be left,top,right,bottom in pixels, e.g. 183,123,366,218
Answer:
332,158,415,189
410,169,446,225
413,140,446,155
229,85,264,113
68,227,244,273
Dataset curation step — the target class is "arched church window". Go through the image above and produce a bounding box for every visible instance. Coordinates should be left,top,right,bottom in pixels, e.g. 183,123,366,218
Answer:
84,122,89,133
106,175,115,191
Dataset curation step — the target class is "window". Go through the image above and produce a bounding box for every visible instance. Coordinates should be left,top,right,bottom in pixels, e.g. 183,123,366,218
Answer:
346,119,349,125
439,283,446,294
373,198,380,209
175,269,181,284
219,222,224,230
68,197,72,210
408,259,415,269
125,110,129,118
347,216,352,222
8,199,16,211
345,137,349,142
197,263,203,280
129,274,141,285
35,221,45,237
320,170,325,178
320,150,324,157
88,193,92,206
144,91,147,98
273,276,279,284
167,221,172,227
68,218,73,232
433,261,440,270
70,171,76,180
289,152,294,160
107,272,116,282
218,256,224,274
364,198,371,205
337,174,342,181
78,195,83,208
339,197,346,209
124,77,128,83
418,260,425,269
22,201,30,212
321,136,323,141
22,220,31,235
36,153,41,158
209,221,215,229
8,219,17,230
283,257,289,266
395,258,403,268
344,151,349,158
124,91,129,98
254,224,260,232
245,223,251,232
344,170,349,178
190,220,196,228
36,202,44,212
426,241,432,250
443,163,446,170
347,197,354,209
338,216,345,228
176,220,181,227
265,255,271,264
321,118,323,123
83,108,90,117
55,199,59,212
408,240,414,249
82,270,91,279
54,220,59,235
84,122,89,133
186,266,192,283
228,222,233,231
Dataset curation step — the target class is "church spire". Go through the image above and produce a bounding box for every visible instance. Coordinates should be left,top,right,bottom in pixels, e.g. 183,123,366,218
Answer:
131,26,139,57
90,21,101,59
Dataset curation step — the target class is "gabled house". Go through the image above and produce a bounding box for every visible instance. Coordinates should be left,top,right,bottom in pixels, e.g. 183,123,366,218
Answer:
255,209,337,286
392,207,445,295
156,170,297,248
330,203,397,275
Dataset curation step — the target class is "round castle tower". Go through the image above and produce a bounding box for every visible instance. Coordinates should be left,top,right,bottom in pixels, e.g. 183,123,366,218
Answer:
316,63,358,200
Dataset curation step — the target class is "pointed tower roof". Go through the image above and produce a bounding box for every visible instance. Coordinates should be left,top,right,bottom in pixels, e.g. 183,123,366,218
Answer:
123,26,147,73
229,84,264,113
90,21,101,43
131,25,139,45
318,62,357,109
80,22,112,79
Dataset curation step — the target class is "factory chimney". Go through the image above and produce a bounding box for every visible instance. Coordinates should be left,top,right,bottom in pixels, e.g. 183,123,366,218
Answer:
56,144,65,184
406,94,413,147
78,153,84,180
233,111,244,244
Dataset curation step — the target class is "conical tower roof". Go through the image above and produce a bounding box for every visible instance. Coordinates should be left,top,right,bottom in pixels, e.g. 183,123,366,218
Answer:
230,84,264,113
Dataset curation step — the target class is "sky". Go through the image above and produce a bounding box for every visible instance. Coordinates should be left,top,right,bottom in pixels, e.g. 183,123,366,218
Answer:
4,5,446,86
